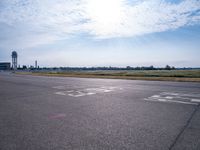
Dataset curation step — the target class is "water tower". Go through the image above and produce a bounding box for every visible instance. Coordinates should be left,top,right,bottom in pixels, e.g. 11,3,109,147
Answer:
12,51,18,70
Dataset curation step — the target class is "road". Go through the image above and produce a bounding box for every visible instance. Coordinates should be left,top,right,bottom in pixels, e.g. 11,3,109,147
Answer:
0,72,200,150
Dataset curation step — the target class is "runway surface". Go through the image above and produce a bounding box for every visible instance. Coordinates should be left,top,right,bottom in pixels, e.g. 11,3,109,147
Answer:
0,72,200,150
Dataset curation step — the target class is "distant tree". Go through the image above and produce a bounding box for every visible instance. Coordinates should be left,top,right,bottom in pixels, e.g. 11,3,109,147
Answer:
171,66,175,70
29,65,34,70
165,65,171,70
126,66,132,70
22,65,27,70
149,65,155,70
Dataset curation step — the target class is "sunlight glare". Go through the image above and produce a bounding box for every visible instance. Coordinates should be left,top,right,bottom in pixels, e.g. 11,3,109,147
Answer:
85,0,124,34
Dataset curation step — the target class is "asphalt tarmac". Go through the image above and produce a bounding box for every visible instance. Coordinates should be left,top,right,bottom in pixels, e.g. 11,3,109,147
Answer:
0,72,200,150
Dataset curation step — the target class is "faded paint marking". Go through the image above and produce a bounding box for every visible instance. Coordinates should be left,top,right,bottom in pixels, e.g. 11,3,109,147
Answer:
55,92,66,96
55,86,122,97
191,99,200,103
145,92,200,105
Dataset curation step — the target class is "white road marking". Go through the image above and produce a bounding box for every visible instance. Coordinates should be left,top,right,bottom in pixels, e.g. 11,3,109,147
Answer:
55,86,122,97
165,96,173,99
191,99,200,103
152,95,160,98
165,100,198,105
55,92,66,96
145,98,198,105
145,92,200,105
103,89,113,92
68,94,85,97
158,99,167,102
162,92,200,98
86,92,95,95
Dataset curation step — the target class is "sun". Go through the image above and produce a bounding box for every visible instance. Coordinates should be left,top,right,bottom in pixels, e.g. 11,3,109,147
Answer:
84,0,124,35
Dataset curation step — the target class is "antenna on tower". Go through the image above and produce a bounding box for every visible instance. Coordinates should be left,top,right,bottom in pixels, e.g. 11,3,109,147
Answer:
12,51,18,70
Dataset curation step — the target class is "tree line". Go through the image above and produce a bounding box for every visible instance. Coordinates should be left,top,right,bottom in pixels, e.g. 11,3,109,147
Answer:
17,65,177,71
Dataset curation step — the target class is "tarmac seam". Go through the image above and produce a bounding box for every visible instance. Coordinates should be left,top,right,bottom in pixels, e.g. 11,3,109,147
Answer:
169,104,200,150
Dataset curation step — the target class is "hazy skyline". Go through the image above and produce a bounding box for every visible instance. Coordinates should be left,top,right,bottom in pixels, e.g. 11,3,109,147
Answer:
0,0,200,67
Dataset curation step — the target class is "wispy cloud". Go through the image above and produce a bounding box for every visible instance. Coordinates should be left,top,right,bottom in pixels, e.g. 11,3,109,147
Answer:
0,0,199,48
83,0,200,38
0,0,84,48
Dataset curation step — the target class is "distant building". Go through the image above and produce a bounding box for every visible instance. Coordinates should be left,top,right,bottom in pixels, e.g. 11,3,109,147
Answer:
0,62,11,70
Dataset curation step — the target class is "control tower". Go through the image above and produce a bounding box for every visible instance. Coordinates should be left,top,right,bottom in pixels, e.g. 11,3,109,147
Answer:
12,51,18,70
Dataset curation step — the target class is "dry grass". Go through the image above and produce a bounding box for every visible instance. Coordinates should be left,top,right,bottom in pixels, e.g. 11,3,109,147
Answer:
16,70,200,82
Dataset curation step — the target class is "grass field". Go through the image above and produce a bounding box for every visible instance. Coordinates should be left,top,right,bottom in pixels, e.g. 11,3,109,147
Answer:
16,70,200,82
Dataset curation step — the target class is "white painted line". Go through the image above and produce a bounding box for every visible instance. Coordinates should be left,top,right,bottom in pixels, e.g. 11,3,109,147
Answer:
86,92,96,95
55,92,66,96
103,90,113,92
144,98,198,105
86,88,97,91
146,97,161,100
165,96,200,100
166,99,198,105
145,91,200,105
54,86,122,97
68,93,86,97
165,96,173,99
161,92,200,98
191,99,200,103
152,95,160,98
158,99,167,102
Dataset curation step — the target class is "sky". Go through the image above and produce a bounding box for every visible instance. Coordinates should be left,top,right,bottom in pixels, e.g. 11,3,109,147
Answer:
0,0,200,68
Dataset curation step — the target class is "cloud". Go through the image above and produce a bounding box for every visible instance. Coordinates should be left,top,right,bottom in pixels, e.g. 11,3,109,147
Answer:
0,0,200,48
0,0,84,48
83,0,200,38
